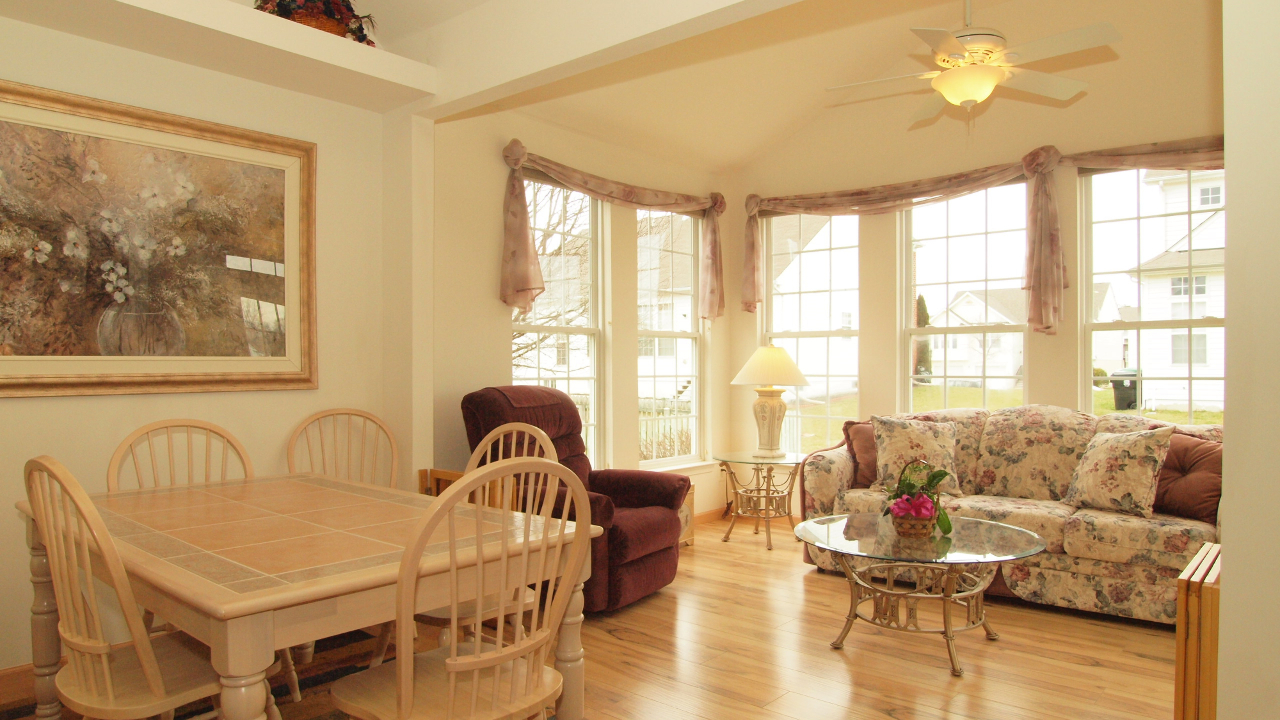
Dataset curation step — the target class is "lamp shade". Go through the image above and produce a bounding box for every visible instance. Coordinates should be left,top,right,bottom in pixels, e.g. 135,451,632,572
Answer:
731,345,809,387
930,64,1007,108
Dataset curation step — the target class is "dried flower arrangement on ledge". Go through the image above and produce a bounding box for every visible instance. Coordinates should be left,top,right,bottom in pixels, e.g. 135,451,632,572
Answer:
255,0,376,46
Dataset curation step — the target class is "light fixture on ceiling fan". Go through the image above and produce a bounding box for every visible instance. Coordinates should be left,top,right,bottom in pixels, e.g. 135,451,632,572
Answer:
827,0,1121,122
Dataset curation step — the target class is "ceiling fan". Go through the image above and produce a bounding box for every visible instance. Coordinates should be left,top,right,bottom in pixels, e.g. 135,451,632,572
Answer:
827,0,1121,123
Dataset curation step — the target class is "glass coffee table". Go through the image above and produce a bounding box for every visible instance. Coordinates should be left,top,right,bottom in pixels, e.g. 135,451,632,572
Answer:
795,512,1045,676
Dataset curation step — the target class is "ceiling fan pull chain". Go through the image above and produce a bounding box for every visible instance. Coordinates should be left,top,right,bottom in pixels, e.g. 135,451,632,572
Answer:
964,0,972,28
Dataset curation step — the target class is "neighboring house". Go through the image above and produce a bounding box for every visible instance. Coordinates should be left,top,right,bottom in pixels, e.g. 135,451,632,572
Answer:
928,288,1026,386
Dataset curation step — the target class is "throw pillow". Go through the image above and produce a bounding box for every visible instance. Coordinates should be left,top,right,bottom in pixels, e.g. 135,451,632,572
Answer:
841,420,877,489
870,416,963,496
1064,426,1175,518
1154,433,1222,525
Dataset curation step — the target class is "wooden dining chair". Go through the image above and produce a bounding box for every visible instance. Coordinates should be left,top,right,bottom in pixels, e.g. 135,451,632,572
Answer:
399,423,560,658
288,408,399,486
107,419,253,491
24,456,283,720
331,457,592,720
106,420,301,703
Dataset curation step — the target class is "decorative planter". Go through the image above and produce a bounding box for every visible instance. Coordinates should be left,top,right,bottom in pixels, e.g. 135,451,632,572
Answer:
893,514,936,539
97,299,186,356
291,10,348,37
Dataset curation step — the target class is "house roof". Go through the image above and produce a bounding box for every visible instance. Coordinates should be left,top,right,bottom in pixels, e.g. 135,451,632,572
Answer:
1133,211,1225,273
942,288,1027,325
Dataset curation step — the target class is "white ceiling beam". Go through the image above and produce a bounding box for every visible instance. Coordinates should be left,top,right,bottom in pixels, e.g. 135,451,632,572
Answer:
391,0,804,118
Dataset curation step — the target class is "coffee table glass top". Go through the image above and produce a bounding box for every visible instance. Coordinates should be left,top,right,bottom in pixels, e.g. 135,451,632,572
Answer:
796,513,1045,565
713,451,807,465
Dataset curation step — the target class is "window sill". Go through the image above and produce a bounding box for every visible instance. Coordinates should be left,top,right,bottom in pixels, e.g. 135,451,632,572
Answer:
639,457,718,474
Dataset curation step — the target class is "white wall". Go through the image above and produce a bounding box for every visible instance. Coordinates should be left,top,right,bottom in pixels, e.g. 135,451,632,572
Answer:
1219,0,1279,712
431,110,729,514
0,18,388,668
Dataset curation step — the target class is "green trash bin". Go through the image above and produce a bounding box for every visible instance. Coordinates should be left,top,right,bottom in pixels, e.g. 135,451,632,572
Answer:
1111,368,1139,410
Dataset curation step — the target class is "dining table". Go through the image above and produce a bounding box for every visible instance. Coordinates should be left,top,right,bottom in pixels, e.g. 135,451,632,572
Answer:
19,472,600,720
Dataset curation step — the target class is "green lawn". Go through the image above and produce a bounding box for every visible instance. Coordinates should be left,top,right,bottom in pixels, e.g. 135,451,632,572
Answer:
1090,389,1224,425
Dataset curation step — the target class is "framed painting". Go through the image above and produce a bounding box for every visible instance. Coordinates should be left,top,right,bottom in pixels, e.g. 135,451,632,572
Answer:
0,79,317,396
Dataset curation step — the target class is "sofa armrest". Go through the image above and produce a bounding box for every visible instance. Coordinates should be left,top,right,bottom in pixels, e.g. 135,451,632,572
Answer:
588,469,689,511
550,486,614,529
801,444,855,519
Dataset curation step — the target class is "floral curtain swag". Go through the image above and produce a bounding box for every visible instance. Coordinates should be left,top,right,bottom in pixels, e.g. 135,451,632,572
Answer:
741,135,1223,336
501,139,727,319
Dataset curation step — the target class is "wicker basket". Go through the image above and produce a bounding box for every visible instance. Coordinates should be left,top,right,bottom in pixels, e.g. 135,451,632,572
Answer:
893,514,936,539
292,11,349,37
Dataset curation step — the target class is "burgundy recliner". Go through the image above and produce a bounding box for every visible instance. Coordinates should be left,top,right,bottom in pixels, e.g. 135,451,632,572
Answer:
462,386,690,612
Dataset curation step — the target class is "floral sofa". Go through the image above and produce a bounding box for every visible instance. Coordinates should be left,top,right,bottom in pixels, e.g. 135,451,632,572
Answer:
800,405,1223,624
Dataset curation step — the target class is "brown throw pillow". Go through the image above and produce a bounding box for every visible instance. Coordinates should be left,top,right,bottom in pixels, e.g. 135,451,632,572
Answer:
1154,433,1222,525
842,420,877,489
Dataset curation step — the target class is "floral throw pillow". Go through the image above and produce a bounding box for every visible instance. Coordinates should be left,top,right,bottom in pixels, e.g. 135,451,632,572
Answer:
870,416,963,496
1064,427,1175,518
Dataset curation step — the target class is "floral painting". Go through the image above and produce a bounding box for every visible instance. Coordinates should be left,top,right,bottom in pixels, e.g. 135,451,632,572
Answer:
0,118,287,357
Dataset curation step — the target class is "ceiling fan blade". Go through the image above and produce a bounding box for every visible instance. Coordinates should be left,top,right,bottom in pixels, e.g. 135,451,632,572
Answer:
992,22,1121,66
826,71,940,92
1000,67,1088,101
910,91,949,123
911,28,970,60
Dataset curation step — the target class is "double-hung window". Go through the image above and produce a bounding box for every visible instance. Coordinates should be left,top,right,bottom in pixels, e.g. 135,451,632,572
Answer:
905,184,1027,411
1085,169,1225,423
511,181,601,460
637,210,700,464
764,214,859,453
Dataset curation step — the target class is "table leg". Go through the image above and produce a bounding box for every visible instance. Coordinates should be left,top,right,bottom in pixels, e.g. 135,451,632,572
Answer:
762,466,773,550
220,674,269,720
941,567,963,677
554,564,588,720
28,525,61,720
720,463,739,542
831,554,860,650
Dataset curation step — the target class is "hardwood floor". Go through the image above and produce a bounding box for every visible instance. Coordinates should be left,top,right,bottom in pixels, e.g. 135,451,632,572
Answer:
1,517,1175,720
581,517,1175,720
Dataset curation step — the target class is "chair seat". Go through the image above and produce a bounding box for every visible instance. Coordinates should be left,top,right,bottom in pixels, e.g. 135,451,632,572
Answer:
56,631,222,720
331,642,562,720
414,587,540,626
609,506,682,565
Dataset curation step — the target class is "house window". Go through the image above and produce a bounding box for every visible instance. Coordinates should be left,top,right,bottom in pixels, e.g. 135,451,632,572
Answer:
637,209,700,464
1172,333,1208,365
906,184,1027,411
512,181,600,460
765,214,859,453
1085,169,1225,423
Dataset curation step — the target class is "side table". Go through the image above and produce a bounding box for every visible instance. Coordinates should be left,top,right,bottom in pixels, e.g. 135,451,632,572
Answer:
714,451,806,550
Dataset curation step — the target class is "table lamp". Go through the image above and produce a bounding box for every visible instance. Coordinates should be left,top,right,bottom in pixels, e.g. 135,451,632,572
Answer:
731,345,809,458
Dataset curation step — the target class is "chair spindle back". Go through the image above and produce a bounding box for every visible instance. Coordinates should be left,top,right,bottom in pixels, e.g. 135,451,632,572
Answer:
107,420,253,491
395,458,590,720
288,409,399,486
25,456,164,702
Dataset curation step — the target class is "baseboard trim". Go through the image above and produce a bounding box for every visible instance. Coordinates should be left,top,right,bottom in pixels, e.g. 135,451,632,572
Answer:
692,507,802,524
0,662,34,709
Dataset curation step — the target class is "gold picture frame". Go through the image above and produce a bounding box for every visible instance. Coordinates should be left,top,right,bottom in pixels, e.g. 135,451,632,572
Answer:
0,79,317,397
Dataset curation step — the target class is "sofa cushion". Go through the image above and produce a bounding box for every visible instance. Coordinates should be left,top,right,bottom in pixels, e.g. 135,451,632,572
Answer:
1095,413,1223,443
608,506,682,565
895,409,990,494
976,405,1098,500
1063,427,1174,518
943,495,1072,553
834,488,889,516
1063,508,1217,571
1155,434,1222,525
870,416,963,495
841,421,878,489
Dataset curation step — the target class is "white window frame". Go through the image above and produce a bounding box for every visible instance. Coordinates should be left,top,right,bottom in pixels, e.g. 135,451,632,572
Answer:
762,214,860,455
901,186,1029,412
512,181,604,462
1079,169,1226,422
637,210,702,468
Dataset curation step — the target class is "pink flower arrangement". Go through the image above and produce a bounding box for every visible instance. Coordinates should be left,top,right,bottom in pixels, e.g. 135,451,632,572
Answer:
889,492,936,519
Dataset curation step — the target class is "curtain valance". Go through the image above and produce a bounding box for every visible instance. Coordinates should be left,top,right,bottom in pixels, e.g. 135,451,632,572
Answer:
742,135,1223,335
501,139,727,319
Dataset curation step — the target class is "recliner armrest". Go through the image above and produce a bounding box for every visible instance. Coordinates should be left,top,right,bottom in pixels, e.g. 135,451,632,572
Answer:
588,469,689,511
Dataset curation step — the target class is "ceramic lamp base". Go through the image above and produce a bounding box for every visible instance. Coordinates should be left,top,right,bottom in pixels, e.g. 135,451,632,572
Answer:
751,387,788,458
